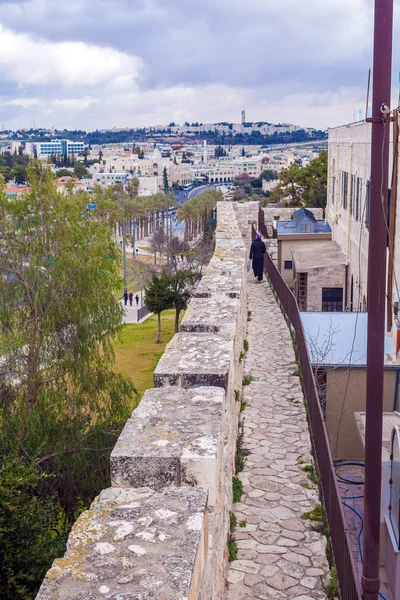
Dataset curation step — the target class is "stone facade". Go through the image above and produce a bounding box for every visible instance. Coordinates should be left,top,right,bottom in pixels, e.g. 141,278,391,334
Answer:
326,122,373,312
36,202,248,600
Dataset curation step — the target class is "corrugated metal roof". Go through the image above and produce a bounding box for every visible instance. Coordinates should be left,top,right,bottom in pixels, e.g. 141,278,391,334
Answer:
300,312,396,366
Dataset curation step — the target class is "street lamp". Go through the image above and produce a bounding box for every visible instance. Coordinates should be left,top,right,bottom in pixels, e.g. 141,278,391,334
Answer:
121,173,128,292
132,218,139,257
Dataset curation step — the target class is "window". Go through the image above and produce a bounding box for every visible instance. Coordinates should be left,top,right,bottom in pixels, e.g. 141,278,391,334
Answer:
331,160,336,204
365,180,371,230
350,174,356,216
284,260,293,270
355,177,362,221
301,223,311,233
322,288,343,312
341,171,349,209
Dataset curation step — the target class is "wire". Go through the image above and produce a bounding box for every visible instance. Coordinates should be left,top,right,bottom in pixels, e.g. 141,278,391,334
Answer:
336,461,388,599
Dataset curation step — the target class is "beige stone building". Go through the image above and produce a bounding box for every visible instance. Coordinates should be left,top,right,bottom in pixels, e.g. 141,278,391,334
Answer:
276,208,332,289
327,118,400,354
292,241,347,311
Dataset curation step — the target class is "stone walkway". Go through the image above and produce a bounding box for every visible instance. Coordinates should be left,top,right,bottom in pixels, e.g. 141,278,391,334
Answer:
225,276,330,599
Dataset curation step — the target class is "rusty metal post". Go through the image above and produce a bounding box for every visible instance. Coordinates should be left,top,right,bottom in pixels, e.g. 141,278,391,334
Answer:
362,1,393,599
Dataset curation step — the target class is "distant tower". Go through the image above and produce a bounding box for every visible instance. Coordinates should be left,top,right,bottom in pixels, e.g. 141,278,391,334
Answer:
241,108,246,125
203,140,208,164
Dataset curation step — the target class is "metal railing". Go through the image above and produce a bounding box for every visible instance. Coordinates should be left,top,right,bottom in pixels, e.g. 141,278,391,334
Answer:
253,224,362,600
137,306,151,322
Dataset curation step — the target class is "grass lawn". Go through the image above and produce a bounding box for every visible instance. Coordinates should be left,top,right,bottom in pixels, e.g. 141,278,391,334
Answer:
113,309,178,410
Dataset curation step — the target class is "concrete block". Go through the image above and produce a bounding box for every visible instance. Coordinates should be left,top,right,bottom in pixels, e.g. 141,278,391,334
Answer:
36,487,208,600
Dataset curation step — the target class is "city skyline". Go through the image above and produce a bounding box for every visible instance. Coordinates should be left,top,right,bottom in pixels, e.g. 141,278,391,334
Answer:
0,0,399,131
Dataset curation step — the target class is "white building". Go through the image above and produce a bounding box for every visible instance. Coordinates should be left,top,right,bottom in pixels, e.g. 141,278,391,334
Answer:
26,139,85,158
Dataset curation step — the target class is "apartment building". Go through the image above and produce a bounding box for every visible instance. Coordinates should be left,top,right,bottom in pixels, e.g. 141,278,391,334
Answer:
28,139,85,157
326,120,400,345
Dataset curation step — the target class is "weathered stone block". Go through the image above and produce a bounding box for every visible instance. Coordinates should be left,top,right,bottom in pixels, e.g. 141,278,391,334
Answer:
154,333,233,389
36,487,208,600
110,387,224,505
181,295,240,333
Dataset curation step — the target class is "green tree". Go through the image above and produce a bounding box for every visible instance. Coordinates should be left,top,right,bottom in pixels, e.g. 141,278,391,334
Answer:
73,164,90,179
144,272,174,343
56,168,75,178
259,169,278,182
297,150,328,209
12,165,27,184
0,166,136,595
82,148,89,166
0,459,66,600
0,166,12,181
163,166,169,194
269,162,303,206
168,269,199,333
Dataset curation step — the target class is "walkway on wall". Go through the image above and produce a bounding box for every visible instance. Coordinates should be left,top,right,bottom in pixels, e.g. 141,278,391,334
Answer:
225,275,330,599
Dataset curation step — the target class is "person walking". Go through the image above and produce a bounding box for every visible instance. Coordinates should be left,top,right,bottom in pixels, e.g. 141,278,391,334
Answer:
123,289,128,306
249,233,266,282
129,291,133,306
135,294,139,305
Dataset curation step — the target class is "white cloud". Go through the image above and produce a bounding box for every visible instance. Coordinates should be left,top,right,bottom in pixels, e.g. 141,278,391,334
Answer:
0,24,143,88
0,0,394,130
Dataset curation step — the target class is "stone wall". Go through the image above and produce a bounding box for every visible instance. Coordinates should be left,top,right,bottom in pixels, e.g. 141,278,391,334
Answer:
304,264,347,311
36,202,247,600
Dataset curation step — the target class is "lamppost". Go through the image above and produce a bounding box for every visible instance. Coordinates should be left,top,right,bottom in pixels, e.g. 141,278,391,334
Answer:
121,173,128,292
153,211,157,266
132,217,139,257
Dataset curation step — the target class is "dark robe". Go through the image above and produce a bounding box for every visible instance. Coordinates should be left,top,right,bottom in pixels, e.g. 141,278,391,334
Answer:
249,239,266,281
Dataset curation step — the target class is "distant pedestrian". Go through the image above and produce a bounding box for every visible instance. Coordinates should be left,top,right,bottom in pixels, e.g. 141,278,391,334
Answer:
123,290,128,306
181,254,184,263
135,294,139,305
129,291,133,306
135,248,139,256
249,233,266,282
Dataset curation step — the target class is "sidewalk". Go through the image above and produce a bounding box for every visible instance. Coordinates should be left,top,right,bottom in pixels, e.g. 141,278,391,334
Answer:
121,292,152,324
225,275,330,599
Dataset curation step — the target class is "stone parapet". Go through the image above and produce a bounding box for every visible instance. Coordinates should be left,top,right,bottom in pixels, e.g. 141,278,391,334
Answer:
154,332,234,389
36,202,247,600
110,387,224,503
36,487,208,600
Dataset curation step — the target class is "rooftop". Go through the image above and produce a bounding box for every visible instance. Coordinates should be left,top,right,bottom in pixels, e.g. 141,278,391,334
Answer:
276,207,331,236
292,240,345,270
300,311,396,366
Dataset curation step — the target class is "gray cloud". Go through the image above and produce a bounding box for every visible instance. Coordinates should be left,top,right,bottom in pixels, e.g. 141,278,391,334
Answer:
0,0,397,129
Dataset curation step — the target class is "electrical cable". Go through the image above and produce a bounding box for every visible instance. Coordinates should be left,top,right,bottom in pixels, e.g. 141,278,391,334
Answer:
334,460,365,485
335,460,388,599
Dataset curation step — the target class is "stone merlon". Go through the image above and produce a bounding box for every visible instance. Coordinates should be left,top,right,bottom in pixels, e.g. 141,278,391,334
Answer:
36,486,208,600
110,387,224,505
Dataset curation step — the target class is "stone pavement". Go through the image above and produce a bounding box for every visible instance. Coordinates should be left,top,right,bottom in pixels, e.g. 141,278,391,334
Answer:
225,276,330,599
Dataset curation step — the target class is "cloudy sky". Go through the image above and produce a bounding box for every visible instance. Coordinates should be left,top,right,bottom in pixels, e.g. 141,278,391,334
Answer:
0,0,399,131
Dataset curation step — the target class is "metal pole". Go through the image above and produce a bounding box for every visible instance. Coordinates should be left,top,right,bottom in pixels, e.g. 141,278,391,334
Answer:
154,212,157,266
132,216,136,257
362,2,393,599
165,193,170,269
122,174,127,291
